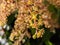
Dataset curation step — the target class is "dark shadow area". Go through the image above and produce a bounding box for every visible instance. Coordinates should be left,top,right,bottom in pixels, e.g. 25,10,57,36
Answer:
50,28,60,45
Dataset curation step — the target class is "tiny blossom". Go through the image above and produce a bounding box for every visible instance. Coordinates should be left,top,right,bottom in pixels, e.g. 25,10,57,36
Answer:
0,26,2,30
0,36,2,42
6,26,10,30
0,30,4,36
5,42,9,45
1,38,6,45
3,24,10,30
22,39,26,43
3,24,7,29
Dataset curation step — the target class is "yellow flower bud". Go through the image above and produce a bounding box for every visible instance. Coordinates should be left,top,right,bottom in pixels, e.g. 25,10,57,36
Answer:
9,33,14,41
0,21,4,26
9,31,18,41
37,29,44,38
32,34,37,39
30,12,37,19
27,0,33,5
37,31,41,38
38,19,43,26
32,6,38,11
29,20,33,26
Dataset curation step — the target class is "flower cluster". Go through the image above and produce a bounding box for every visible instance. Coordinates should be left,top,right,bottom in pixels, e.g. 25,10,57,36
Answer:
0,0,60,45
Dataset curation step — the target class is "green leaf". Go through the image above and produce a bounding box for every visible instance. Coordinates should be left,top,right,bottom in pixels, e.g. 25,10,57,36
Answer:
5,9,18,40
43,0,60,24
57,8,60,24
7,9,18,25
29,27,36,35
38,25,45,29
42,28,53,41
45,40,53,45
36,14,40,19
7,39,13,45
32,19,34,23
44,1,58,19
42,28,54,45
48,4,58,19
43,0,49,5
48,4,57,13
24,39,30,45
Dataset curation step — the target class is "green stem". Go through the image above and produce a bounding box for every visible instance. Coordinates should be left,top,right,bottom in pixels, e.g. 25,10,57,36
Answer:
45,40,53,45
